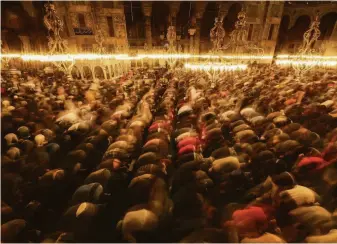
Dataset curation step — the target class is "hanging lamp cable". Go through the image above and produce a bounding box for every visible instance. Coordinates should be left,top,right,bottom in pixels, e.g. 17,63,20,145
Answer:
130,0,134,22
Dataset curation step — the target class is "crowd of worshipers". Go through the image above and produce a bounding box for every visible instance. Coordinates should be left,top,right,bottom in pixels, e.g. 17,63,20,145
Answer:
1,65,337,243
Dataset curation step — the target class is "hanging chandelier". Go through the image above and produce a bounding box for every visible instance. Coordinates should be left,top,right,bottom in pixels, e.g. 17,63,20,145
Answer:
209,8,264,58
223,9,264,56
196,7,259,87
292,14,325,77
92,8,106,55
165,25,179,68
94,28,106,54
43,3,74,76
210,17,226,53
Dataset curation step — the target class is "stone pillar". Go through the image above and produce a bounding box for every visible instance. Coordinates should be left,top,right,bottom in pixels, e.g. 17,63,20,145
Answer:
18,35,31,53
259,1,284,59
188,28,196,53
194,2,207,54
142,2,153,48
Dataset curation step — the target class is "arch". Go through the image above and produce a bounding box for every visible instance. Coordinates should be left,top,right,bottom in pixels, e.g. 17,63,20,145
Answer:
319,12,337,40
94,66,104,80
71,66,81,79
288,15,311,41
223,3,242,34
275,15,290,52
83,66,93,80
152,2,170,39
177,2,194,39
289,12,314,30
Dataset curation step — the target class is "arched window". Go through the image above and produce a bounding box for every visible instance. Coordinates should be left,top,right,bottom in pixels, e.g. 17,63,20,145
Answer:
319,12,337,40
288,15,311,41
200,2,217,38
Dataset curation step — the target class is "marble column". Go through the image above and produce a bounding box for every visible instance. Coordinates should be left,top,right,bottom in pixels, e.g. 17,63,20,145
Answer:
260,2,284,60
142,2,153,48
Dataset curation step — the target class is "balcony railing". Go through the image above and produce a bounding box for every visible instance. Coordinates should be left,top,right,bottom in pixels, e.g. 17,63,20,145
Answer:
73,27,93,35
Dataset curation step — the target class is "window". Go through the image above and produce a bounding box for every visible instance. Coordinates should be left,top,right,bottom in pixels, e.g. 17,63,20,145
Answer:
107,16,115,37
248,24,253,41
78,14,86,28
268,24,274,40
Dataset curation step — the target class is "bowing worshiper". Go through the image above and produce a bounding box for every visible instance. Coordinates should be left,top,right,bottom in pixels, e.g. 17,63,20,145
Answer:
1,65,337,243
